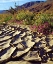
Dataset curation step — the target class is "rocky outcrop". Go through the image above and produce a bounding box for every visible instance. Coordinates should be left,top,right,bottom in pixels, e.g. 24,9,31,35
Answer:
6,61,31,64
0,24,53,64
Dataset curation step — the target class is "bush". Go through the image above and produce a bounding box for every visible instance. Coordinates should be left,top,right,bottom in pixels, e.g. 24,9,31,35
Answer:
16,10,35,25
35,13,52,26
16,10,26,20
0,10,53,35
24,13,35,25
37,22,52,35
0,13,12,23
4,15,12,23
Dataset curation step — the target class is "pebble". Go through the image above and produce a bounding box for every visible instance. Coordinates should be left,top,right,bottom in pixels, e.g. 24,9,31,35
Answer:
0,31,2,34
48,40,53,46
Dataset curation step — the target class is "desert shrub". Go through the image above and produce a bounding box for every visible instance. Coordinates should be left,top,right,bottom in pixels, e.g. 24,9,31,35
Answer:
16,10,26,20
0,16,2,20
37,22,53,35
0,10,53,35
16,10,35,25
50,21,53,26
8,7,16,15
4,15,12,23
0,13,12,24
24,13,35,25
28,13,53,34
29,25,37,32
35,13,51,26
48,14,53,26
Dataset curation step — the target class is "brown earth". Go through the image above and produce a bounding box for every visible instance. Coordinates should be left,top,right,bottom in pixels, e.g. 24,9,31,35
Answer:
27,1,53,13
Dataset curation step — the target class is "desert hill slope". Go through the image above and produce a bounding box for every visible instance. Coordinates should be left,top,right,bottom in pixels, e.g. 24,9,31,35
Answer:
27,1,53,13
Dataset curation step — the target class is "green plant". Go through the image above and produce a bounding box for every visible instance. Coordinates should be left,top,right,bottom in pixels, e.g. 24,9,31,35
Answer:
16,10,36,25
4,15,12,23
24,13,35,25
34,13,53,26
16,10,26,20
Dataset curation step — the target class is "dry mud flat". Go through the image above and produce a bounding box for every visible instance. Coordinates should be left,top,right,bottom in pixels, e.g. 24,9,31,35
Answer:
0,24,53,64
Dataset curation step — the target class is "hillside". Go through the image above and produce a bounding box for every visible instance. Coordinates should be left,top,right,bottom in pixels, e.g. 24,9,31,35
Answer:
8,1,53,14
15,0,53,13
21,1,44,8
14,1,44,11
0,10,6,14
26,1,53,13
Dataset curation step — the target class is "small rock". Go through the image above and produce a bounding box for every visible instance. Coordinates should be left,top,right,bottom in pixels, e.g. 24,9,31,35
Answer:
44,47,52,52
39,43,46,48
0,49,2,52
20,32,26,37
41,36,46,40
39,41,46,48
35,37,41,43
26,40,35,47
12,28,14,30
0,31,2,34
17,43,24,50
26,35,32,40
48,40,53,46
9,27,11,30
47,35,53,40
40,41,46,44
13,31,21,36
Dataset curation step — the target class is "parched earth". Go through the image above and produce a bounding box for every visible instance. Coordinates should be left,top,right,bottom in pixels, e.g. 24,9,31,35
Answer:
0,24,53,64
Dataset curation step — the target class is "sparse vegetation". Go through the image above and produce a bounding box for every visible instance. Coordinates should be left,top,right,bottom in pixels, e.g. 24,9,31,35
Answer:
0,10,53,35
0,0,53,35
16,10,35,25
1,11,53,34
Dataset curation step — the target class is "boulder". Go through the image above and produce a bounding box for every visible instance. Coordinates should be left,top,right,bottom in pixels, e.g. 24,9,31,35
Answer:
0,36,12,41
0,47,16,63
26,40,35,48
23,51,41,61
12,48,30,58
12,38,23,45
